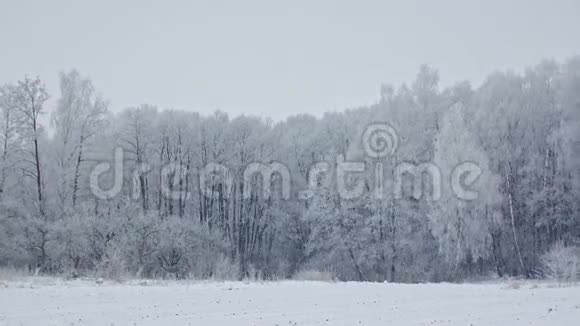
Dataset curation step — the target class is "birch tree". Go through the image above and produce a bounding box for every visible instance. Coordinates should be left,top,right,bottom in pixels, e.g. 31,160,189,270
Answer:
0,84,21,201
14,77,49,217
52,70,108,212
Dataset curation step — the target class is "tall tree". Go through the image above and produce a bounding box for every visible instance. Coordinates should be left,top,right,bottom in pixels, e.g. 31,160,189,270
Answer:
431,104,501,278
14,77,49,217
52,70,108,211
0,84,21,201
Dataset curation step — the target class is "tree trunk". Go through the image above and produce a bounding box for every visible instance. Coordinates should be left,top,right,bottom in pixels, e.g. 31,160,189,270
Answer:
71,138,84,207
505,163,527,276
34,137,44,217
348,246,366,281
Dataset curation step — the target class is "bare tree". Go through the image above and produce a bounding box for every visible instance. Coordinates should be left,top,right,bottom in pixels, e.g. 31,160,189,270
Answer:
14,77,49,217
52,70,108,210
0,84,21,200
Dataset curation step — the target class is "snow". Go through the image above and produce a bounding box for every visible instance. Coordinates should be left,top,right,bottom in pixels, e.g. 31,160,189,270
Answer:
0,279,579,325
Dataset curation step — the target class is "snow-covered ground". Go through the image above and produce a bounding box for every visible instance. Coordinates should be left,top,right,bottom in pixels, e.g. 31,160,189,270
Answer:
0,279,578,325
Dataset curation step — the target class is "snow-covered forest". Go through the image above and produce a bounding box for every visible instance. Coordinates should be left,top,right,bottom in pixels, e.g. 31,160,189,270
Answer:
0,57,579,282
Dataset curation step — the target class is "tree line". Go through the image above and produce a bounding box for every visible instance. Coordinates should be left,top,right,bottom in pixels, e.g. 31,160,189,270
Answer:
0,57,579,281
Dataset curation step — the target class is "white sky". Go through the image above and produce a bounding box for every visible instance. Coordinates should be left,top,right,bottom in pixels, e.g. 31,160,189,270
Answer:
1,0,579,121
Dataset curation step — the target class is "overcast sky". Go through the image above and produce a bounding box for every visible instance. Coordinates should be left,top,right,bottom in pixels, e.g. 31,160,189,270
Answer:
1,0,579,121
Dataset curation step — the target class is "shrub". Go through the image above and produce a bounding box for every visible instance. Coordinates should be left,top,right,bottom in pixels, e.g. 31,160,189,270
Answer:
211,255,239,280
293,269,336,282
94,240,128,282
541,242,579,283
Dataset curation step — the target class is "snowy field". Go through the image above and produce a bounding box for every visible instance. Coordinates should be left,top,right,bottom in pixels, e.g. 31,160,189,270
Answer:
0,279,579,326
